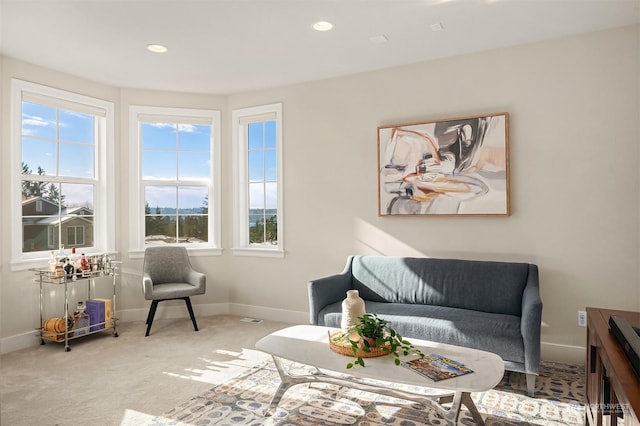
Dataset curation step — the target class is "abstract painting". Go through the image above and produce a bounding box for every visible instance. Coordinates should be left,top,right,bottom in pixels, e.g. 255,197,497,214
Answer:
378,113,509,216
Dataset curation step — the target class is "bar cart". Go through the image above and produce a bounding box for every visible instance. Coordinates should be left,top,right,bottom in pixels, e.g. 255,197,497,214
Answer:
32,258,121,351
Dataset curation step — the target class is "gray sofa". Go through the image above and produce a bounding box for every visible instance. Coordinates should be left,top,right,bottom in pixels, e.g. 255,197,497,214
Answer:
308,255,542,396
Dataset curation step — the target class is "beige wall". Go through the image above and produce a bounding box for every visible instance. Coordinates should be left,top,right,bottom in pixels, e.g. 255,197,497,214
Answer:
1,25,639,362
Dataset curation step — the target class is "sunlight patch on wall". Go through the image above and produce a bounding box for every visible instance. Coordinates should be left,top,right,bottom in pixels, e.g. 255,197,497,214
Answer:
353,218,426,257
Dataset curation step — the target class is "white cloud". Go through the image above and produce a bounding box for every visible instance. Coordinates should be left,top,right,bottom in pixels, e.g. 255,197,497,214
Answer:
147,122,199,133
22,114,54,135
178,124,197,133
148,122,176,129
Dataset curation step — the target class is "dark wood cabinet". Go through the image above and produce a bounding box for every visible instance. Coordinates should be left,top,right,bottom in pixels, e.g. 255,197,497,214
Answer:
586,308,640,426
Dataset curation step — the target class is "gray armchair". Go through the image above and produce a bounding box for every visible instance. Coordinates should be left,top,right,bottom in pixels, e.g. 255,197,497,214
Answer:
142,246,206,336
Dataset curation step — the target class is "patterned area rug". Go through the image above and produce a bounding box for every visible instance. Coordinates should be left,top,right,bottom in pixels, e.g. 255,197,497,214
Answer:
149,361,585,425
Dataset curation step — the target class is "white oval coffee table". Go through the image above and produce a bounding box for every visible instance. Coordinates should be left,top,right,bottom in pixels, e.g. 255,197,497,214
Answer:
255,324,504,425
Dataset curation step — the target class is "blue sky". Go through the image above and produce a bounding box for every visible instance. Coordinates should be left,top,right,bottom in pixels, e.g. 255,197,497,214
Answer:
248,120,277,210
22,103,278,211
21,102,95,208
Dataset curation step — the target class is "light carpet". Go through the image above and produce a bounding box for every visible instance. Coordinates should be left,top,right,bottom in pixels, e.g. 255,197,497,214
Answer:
148,361,585,426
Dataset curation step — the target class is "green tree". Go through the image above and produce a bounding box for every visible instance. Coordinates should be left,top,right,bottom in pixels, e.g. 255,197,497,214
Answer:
45,183,65,207
249,215,277,244
21,162,47,199
145,204,165,237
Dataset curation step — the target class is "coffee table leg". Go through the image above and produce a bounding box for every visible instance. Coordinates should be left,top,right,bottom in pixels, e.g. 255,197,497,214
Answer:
440,391,485,426
462,392,485,425
266,355,296,415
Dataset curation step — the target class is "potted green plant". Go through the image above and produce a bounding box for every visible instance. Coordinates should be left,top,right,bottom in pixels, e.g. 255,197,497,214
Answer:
333,313,424,368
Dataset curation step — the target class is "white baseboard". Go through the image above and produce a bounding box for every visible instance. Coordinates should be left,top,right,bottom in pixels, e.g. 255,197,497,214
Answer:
0,330,41,355
541,341,586,365
228,303,308,325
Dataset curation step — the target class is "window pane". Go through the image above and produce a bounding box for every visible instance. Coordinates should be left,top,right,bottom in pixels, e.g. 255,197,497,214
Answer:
59,109,94,144
22,138,56,176
60,184,94,249
22,182,94,252
61,183,94,210
178,152,210,180
143,151,177,180
145,215,177,243
265,182,278,209
142,122,177,150
39,182,64,207
265,150,277,181
60,143,94,178
23,197,58,254
178,215,208,243
177,186,208,213
249,183,265,209
145,186,176,211
249,213,277,245
249,211,263,229
265,120,276,148
22,217,53,252
21,178,49,200
248,151,264,181
178,124,211,151
248,122,263,149
22,102,56,139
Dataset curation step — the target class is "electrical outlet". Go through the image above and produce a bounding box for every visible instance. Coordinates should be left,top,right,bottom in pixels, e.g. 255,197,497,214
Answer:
578,310,587,327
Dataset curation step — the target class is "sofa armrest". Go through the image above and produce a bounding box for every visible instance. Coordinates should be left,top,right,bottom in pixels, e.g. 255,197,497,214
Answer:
521,264,542,375
307,272,351,325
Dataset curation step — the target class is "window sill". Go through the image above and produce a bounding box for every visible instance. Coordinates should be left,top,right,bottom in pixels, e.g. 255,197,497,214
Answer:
128,247,223,260
231,247,285,258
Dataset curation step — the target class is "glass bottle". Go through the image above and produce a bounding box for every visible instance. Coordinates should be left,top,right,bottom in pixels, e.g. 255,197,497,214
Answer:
56,244,66,261
80,254,89,272
48,251,57,271
73,301,90,336
63,258,74,279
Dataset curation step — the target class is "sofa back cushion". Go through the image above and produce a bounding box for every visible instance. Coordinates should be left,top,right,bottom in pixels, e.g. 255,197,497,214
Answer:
350,256,531,316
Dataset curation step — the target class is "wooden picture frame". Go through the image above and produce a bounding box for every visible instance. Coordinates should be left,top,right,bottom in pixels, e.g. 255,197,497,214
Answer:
378,112,510,216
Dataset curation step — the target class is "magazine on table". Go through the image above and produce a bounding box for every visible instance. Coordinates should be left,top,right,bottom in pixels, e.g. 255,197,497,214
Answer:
402,353,474,382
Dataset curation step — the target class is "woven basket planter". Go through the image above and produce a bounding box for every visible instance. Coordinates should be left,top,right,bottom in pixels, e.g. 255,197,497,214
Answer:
328,330,390,358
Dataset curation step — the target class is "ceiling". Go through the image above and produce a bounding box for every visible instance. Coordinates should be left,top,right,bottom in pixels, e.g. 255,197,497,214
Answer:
1,0,639,95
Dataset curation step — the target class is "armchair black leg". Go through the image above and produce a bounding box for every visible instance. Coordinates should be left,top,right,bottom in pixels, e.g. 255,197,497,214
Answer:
184,297,199,332
145,297,199,336
145,300,159,337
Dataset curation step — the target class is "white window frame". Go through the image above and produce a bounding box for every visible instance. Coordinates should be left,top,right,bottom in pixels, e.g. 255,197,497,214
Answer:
10,79,116,271
232,103,284,258
128,105,222,258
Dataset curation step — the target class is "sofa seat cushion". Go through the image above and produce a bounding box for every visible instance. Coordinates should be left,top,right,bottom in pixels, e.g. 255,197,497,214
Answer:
317,301,525,365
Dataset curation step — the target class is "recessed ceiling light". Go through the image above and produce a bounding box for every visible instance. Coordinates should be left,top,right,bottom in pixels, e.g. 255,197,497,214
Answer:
313,21,334,32
146,44,168,53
